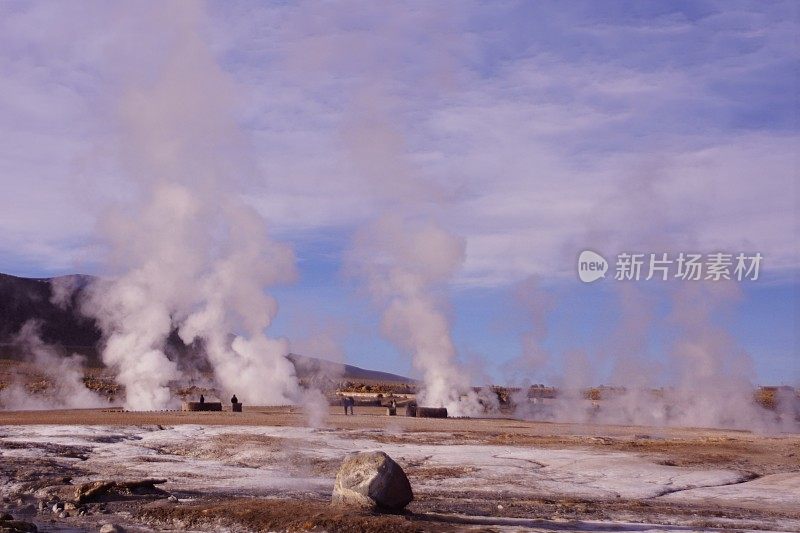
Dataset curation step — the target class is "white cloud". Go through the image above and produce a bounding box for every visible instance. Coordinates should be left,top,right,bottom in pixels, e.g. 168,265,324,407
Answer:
0,1,796,287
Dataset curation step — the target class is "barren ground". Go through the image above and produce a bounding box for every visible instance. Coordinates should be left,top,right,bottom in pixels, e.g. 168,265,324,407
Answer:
0,406,798,532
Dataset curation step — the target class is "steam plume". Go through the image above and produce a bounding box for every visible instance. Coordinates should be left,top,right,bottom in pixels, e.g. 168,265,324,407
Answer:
0,321,105,410
82,3,300,410
512,280,798,432
349,215,484,415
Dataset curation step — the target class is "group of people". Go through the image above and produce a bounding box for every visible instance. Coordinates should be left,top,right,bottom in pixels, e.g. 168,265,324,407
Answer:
198,394,239,404
195,393,377,415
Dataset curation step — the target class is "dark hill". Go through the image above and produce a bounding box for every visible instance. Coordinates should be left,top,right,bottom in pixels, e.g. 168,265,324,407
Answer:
287,353,412,383
0,272,411,383
0,272,100,360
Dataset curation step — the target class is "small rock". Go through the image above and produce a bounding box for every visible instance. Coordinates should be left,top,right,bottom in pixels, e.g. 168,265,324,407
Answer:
99,524,125,533
167,495,178,502
57,511,68,519
51,503,63,513
497,504,504,510
331,451,413,511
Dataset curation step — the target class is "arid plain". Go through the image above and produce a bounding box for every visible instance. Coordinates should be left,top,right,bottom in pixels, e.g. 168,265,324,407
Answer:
1,405,798,532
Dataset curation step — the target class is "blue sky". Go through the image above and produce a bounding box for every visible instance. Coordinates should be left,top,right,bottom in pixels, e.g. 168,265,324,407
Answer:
267,237,798,385
0,1,797,385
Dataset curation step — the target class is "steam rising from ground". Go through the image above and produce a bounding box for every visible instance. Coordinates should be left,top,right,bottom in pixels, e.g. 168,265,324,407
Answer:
0,321,105,410
512,281,799,432
349,215,487,416
81,3,300,411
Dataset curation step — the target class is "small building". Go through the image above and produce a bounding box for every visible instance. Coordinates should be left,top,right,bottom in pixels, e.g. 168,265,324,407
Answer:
182,401,222,412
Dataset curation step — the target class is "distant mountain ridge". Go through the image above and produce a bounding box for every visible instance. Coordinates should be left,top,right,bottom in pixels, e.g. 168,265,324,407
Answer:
286,353,412,383
0,272,411,383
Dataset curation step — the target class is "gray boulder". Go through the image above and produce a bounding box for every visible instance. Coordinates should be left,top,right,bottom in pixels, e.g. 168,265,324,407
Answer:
331,451,413,511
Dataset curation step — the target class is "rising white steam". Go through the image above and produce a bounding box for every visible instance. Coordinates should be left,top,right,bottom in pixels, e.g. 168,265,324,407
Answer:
0,321,106,410
502,276,553,382
662,281,795,431
83,3,300,411
506,153,797,431
349,214,483,416
512,280,798,432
